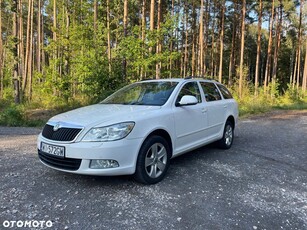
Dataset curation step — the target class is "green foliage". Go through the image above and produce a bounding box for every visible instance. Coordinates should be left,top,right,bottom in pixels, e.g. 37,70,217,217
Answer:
230,79,307,117
118,15,180,80
237,93,272,117
277,84,307,106
0,104,25,126
1,0,306,126
230,77,269,116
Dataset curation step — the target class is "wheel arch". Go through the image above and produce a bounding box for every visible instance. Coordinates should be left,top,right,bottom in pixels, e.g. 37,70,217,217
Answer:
226,115,235,130
134,129,173,184
143,129,173,157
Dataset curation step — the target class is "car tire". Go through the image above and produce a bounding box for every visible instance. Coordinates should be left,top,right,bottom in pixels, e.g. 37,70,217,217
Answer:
218,120,234,149
134,135,171,184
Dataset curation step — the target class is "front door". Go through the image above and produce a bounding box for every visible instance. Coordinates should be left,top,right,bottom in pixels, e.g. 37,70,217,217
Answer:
172,82,208,155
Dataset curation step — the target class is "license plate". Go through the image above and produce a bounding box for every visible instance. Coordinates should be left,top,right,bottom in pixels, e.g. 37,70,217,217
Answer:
41,142,65,158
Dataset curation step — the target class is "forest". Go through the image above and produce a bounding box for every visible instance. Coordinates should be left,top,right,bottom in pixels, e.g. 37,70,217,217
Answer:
0,0,307,125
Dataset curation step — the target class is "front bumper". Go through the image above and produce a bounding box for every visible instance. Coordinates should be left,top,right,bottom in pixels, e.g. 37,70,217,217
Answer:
37,134,142,176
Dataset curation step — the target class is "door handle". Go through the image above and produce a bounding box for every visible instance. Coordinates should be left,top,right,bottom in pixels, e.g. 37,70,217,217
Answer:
223,105,227,108
201,108,207,113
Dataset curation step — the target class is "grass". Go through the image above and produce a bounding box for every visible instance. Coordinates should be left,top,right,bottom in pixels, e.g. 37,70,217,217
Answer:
0,104,47,127
273,102,307,111
0,105,25,126
238,102,307,119
237,96,307,118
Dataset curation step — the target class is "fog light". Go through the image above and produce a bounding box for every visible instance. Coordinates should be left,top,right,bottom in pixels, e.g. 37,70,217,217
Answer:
90,159,119,169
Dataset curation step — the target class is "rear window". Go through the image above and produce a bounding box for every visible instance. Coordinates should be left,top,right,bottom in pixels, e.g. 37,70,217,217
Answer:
217,84,233,99
200,82,222,102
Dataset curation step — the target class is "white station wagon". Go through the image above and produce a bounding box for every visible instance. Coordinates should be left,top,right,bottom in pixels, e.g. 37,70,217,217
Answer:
37,78,238,184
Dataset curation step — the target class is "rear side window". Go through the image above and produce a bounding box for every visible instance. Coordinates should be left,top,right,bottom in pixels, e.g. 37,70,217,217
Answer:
217,84,233,99
200,82,222,102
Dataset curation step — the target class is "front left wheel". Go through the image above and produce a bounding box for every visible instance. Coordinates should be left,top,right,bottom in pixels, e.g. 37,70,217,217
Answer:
134,135,171,184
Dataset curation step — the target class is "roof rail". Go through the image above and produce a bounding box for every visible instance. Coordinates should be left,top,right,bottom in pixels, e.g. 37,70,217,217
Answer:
141,78,154,81
184,76,220,82
184,76,205,79
184,75,208,79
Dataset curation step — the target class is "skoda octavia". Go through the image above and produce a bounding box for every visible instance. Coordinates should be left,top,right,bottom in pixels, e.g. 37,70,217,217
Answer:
37,78,238,184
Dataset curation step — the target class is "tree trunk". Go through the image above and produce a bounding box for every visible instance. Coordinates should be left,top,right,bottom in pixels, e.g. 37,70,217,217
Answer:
41,0,45,73
23,0,32,94
289,46,295,86
203,0,209,76
229,0,238,86
254,0,262,95
18,0,24,92
28,0,34,100
210,1,216,77
0,0,3,98
302,40,307,92
155,0,161,79
292,48,298,88
150,0,155,75
191,2,196,76
169,0,174,78
271,1,282,86
53,0,57,92
238,0,246,98
107,0,111,74
150,0,155,31
198,0,204,76
183,5,188,77
64,3,70,77
141,0,146,42
192,38,196,76
123,0,128,79
264,0,274,92
53,0,57,42
295,0,303,90
93,0,98,59
140,0,146,79
218,0,225,83
12,0,20,104
37,0,42,73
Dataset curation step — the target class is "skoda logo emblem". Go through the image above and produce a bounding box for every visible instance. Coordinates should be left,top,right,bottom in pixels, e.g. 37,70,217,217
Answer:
53,122,61,132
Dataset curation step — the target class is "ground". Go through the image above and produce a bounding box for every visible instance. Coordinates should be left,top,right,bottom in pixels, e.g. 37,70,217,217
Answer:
0,110,306,229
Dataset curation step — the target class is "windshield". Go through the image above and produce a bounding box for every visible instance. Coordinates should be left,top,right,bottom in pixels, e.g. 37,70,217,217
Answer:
101,81,178,106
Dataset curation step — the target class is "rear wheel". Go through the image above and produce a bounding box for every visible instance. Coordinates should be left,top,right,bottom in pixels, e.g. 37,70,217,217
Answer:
218,121,234,149
134,135,171,184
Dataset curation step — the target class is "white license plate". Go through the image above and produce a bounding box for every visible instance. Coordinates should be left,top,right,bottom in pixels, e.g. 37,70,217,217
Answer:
41,142,65,158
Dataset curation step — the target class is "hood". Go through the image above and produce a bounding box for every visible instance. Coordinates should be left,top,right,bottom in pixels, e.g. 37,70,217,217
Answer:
48,104,161,127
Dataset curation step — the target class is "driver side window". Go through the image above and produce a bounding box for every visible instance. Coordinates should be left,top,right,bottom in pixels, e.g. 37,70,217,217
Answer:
176,82,201,104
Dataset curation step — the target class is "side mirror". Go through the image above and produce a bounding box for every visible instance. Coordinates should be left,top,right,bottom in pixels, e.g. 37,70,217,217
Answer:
176,95,198,106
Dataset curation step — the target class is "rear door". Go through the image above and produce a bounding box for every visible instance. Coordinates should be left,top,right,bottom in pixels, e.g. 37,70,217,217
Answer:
199,82,226,137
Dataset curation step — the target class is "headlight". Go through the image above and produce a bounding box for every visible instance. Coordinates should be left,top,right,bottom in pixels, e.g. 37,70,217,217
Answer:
82,122,135,142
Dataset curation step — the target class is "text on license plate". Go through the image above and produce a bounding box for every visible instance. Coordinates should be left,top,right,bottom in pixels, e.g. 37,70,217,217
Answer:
41,142,65,158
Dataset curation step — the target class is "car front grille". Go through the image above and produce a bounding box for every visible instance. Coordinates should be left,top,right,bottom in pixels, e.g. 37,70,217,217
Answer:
38,150,82,171
42,124,82,142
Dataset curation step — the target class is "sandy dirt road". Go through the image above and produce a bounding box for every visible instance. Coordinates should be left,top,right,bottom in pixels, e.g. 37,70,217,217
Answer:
0,110,306,229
